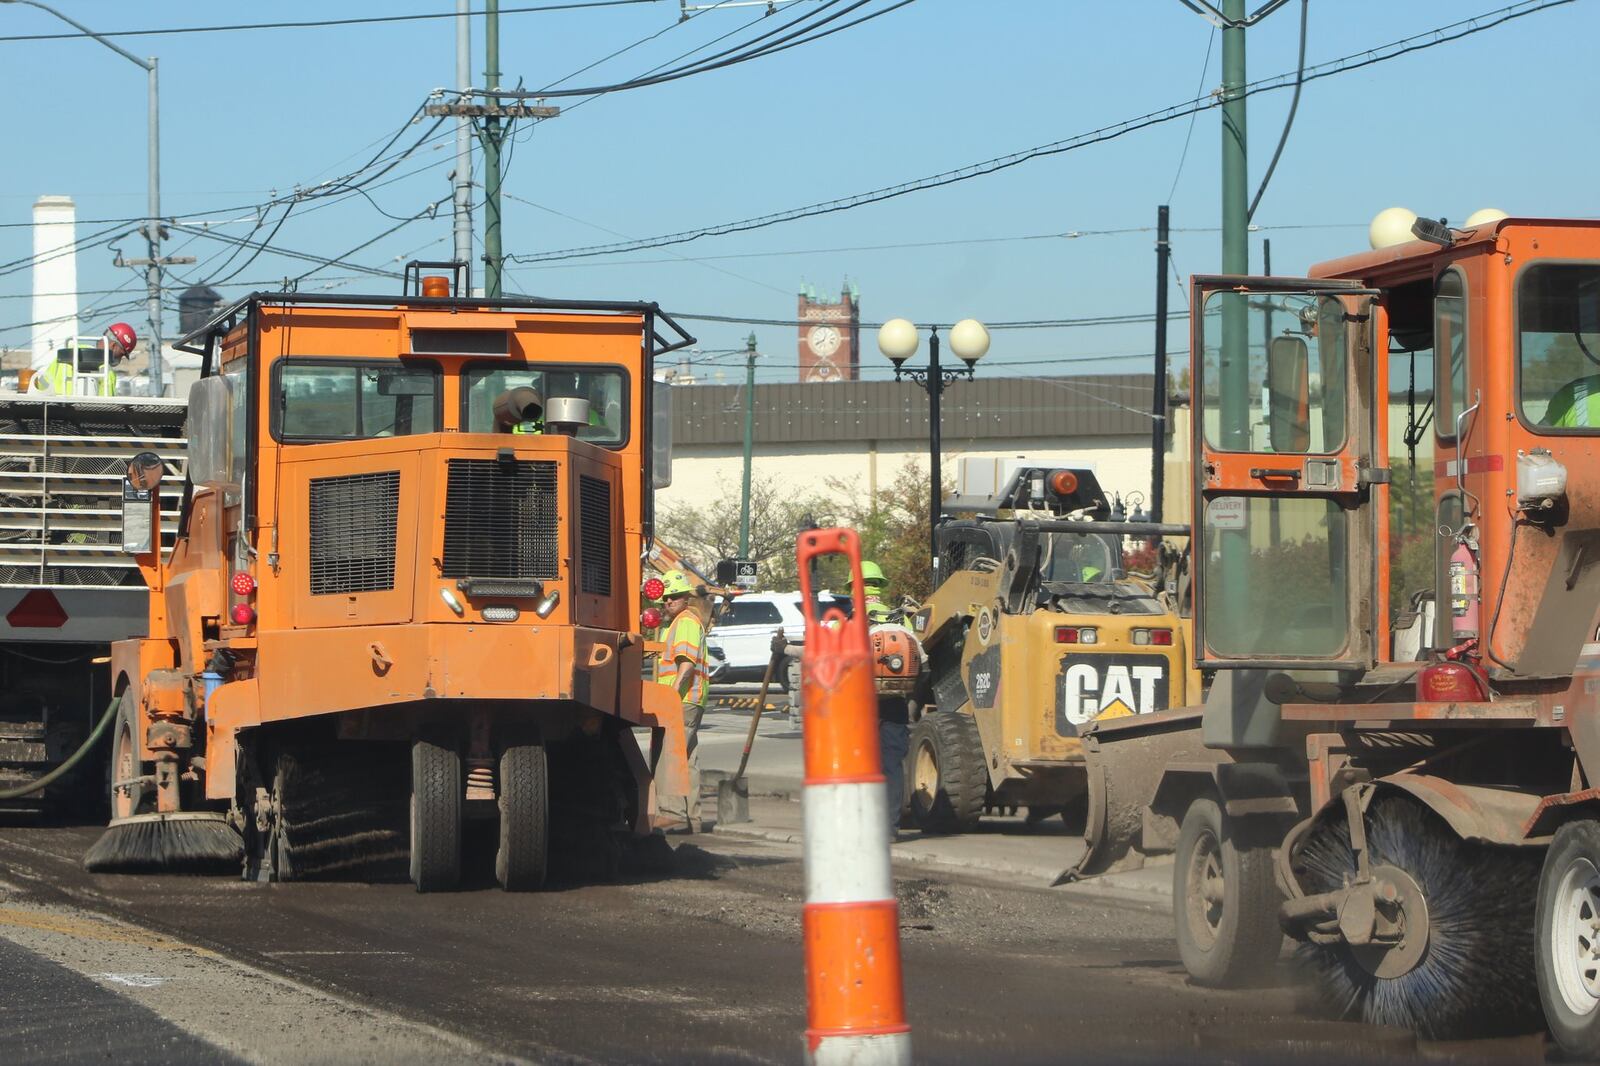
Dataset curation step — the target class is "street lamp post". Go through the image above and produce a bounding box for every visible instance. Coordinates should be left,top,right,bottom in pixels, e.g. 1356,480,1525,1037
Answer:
4,0,165,394
878,317,990,576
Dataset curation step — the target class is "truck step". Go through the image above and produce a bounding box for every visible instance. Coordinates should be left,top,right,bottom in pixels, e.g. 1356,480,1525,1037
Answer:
0,738,49,763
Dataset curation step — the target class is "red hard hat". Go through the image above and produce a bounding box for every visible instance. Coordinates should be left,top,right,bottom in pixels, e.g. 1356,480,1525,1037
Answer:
105,322,137,356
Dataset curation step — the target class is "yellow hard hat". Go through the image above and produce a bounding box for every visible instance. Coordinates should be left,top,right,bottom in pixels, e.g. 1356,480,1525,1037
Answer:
660,570,695,598
847,560,887,590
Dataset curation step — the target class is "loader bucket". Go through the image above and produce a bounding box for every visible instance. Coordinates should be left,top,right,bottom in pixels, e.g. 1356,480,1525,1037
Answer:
1059,707,1210,882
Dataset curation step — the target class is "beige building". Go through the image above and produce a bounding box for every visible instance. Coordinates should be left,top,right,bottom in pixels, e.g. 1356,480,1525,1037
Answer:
658,373,1171,513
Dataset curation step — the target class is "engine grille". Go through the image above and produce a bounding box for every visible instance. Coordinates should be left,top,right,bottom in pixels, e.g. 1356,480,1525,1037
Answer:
309,471,400,595
441,458,558,579
578,475,612,596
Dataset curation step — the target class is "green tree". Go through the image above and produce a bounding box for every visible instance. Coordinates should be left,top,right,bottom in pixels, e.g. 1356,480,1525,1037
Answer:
826,460,951,605
655,474,831,589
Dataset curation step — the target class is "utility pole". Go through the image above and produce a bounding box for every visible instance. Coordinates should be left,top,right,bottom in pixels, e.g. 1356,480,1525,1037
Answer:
425,0,558,299
1218,0,1249,449
738,333,757,559
482,0,504,298
453,0,473,290
1217,0,1250,631
1149,205,1170,523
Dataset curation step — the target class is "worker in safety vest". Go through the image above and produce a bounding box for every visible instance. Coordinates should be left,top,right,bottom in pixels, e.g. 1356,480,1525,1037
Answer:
32,322,134,397
853,561,912,838
1543,372,1600,428
655,569,709,830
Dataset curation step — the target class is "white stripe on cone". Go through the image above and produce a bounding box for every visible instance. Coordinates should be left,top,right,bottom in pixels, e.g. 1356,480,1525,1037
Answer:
810,1031,912,1066
803,781,892,904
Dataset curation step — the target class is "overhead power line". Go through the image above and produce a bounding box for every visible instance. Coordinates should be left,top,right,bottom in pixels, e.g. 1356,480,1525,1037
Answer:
666,310,1190,330
508,0,1574,265
0,1,662,43
475,0,918,99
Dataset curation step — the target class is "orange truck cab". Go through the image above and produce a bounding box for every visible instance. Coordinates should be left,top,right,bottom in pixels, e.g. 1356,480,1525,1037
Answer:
110,266,695,891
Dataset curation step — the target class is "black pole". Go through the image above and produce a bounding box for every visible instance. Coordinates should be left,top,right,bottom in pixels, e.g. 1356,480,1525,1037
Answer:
927,326,943,576
1150,206,1171,522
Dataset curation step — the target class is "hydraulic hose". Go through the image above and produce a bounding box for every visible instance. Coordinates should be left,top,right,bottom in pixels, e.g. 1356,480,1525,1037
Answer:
0,697,119,801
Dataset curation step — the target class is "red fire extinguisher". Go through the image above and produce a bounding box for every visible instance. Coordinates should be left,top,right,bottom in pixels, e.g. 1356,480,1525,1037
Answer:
1449,541,1480,640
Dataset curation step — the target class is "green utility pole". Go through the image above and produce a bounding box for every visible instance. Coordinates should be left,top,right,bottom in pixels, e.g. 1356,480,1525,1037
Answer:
738,333,757,559
483,0,504,298
1218,0,1251,637
424,1,557,299
1219,0,1249,450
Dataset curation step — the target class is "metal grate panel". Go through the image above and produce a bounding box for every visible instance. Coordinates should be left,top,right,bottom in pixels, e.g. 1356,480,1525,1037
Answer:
578,475,612,596
309,471,399,595
0,396,186,588
441,459,558,580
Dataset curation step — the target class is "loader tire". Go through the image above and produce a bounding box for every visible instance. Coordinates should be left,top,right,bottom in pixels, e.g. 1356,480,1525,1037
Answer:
1173,796,1282,987
496,738,549,892
410,734,462,893
108,692,150,822
907,709,986,835
1537,818,1600,1058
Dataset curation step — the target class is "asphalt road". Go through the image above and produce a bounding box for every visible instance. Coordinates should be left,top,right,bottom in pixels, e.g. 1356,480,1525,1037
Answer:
0,816,1549,1065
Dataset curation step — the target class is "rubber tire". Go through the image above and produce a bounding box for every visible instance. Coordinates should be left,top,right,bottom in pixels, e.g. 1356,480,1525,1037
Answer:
906,709,986,835
410,735,462,893
107,693,150,821
496,739,550,892
1173,796,1282,987
1537,819,1600,1057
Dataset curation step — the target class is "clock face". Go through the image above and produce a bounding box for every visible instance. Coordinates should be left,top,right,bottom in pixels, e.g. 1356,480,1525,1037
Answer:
807,324,842,358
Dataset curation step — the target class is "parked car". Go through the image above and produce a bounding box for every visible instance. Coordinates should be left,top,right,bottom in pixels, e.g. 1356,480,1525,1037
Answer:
708,592,805,689
707,591,848,690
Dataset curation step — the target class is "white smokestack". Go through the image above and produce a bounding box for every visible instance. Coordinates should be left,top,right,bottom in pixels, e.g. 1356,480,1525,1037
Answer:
31,195,78,373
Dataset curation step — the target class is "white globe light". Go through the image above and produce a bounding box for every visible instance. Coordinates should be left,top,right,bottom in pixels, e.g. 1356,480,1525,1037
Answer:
877,317,920,362
949,319,991,363
1369,207,1419,250
1465,207,1509,229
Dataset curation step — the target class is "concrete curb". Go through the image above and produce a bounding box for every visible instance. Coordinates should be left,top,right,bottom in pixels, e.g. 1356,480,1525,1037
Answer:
711,820,1175,911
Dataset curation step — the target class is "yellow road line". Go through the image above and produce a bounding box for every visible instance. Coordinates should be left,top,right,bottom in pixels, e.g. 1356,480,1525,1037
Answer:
0,905,214,956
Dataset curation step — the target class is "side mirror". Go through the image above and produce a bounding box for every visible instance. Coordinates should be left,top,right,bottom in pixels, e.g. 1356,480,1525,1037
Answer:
1266,335,1311,453
652,379,673,490
120,451,164,555
186,376,237,490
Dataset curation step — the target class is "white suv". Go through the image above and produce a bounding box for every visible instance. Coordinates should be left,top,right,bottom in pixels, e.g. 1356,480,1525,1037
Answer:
708,591,850,689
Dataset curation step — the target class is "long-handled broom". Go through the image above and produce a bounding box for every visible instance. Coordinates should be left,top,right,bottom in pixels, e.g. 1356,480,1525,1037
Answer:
716,647,785,826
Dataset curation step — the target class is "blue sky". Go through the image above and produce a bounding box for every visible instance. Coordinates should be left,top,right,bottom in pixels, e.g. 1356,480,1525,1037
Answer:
0,0,1593,383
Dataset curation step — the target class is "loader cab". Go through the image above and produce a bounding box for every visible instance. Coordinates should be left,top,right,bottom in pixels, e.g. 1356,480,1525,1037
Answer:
1191,215,1600,678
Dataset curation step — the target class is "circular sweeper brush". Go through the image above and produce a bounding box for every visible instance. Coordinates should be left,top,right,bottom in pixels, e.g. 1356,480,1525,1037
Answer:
1289,791,1543,1040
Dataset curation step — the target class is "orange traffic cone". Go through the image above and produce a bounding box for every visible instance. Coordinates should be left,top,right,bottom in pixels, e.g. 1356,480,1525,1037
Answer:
796,528,909,1066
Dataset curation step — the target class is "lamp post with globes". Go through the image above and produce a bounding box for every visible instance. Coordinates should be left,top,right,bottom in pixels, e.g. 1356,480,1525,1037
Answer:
877,317,990,575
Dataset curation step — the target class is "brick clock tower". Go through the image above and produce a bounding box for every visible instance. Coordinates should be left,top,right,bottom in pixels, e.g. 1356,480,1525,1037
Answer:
797,279,860,383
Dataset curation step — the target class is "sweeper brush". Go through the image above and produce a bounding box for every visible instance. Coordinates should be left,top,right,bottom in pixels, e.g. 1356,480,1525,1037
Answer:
1291,793,1542,1039
83,812,243,875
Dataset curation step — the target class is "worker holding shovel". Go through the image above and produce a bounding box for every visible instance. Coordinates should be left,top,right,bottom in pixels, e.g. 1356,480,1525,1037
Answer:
655,570,709,831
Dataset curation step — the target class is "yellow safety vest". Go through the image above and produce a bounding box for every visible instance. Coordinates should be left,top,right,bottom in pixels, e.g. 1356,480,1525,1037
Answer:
656,611,707,706
34,361,116,397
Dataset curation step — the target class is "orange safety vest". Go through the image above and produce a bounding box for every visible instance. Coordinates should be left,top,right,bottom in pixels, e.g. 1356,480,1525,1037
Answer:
655,610,707,707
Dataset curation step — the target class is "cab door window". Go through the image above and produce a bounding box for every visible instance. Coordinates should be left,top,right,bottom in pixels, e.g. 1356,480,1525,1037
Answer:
1433,270,1469,440
275,361,440,441
1518,263,1600,431
1199,290,1348,454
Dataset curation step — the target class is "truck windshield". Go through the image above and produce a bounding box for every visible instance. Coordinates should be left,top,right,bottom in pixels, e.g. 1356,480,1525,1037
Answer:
1519,263,1600,431
278,362,439,441
463,366,627,444
1042,532,1113,583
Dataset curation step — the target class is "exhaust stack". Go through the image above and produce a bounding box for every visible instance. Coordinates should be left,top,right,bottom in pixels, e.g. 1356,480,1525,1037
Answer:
31,195,78,374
